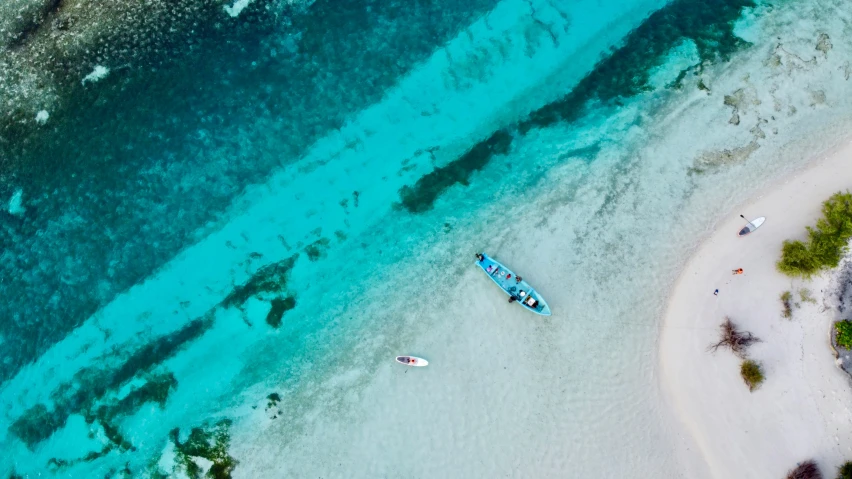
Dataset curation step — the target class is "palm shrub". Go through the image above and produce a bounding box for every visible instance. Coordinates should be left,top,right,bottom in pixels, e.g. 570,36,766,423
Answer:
740,359,764,391
837,461,852,479
778,192,852,277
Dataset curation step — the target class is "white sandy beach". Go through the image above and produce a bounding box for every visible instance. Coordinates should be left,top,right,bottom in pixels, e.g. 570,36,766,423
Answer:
661,143,852,479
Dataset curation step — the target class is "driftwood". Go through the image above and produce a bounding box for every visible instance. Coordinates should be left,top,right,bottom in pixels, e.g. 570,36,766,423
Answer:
707,317,760,358
786,460,822,479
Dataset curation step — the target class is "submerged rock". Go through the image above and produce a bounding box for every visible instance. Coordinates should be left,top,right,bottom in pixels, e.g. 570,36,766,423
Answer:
8,188,25,216
815,32,832,56
691,141,760,173
729,112,740,125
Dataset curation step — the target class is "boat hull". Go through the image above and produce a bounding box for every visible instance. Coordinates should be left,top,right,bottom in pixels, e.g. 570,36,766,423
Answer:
475,253,552,316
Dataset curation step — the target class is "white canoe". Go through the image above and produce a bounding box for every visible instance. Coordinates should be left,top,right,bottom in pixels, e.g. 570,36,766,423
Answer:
396,356,428,367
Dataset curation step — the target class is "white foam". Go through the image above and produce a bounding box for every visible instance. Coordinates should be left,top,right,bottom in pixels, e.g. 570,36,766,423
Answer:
224,0,254,18
35,110,49,124
82,65,110,85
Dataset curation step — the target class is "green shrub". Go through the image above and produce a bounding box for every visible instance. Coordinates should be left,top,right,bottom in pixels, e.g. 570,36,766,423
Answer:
778,240,821,277
740,359,764,392
836,321,852,350
780,291,793,319
778,191,852,277
837,461,852,479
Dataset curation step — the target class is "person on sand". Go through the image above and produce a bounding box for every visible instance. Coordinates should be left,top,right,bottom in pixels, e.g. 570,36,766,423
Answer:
714,289,719,296
508,295,518,303
732,268,744,275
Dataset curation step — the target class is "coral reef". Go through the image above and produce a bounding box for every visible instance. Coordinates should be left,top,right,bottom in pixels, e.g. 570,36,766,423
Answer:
170,419,238,479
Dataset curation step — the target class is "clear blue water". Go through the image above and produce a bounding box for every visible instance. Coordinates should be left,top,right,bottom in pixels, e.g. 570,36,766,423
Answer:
5,0,846,476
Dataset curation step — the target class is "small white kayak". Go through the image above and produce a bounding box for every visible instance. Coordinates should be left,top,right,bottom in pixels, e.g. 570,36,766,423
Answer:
738,216,765,236
396,356,428,367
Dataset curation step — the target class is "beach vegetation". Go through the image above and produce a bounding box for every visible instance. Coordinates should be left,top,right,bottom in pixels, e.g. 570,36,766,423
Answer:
781,291,793,319
837,461,852,479
778,192,852,277
786,460,822,479
836,321,852,349
708,317,760,358
799,288,817,304
740,359,764,391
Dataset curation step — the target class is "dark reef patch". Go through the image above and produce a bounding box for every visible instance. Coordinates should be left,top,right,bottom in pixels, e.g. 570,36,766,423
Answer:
112,320,211,387
519,0,755,133
398,129,513,213
222,254,298,309
24,372,177,469
398,0,756,210
170,419,238,479
9,319,206,448
304,238,331,261
265,296,297,328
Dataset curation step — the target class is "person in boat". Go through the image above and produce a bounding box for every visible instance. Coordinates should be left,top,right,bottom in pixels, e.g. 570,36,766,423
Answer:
525,297,538,308
486,265,494,273
476,253,485,262
516,276,522,283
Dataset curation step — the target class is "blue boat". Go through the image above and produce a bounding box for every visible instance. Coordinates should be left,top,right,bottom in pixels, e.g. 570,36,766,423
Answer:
475,253,551,316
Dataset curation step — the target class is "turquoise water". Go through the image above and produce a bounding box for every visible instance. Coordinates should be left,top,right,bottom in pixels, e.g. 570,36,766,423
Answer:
3,0,851,476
